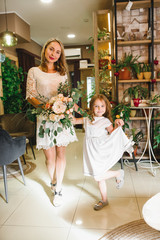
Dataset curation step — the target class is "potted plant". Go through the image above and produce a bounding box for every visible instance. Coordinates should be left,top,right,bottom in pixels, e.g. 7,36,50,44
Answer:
146,94,160,105
123,85,148,107
143,63,152,80
136,63,144,80
111,102,131,131
129,128,144,155
98,49,110,69
98,27,110,41
112,53,140,80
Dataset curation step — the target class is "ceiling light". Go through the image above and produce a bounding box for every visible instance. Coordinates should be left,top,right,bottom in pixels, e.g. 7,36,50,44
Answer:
125,0,133,11
0,0,18,47
67,34,75,39
41,0,52,3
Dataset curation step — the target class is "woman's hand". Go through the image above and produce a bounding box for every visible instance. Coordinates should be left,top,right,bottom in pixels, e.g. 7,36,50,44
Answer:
115,118,124,127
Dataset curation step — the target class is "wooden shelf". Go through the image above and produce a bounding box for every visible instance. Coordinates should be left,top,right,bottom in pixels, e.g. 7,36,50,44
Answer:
98,39,111,43
116,0,160,10
118,79,150,83
154,39,160,44
129,117,160,120
118,40,151,46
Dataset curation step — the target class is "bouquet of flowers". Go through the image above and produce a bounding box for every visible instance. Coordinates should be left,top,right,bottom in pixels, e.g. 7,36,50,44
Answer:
29,80,88,145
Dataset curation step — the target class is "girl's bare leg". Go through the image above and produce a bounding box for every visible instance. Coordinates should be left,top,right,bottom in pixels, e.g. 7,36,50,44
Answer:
95,170,122,182
43,147,56,184
55,146,66,192
98,180,107,202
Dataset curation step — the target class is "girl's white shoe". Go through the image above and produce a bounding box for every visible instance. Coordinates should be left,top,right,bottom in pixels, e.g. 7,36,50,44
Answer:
116,169,124,189
53,191,63,207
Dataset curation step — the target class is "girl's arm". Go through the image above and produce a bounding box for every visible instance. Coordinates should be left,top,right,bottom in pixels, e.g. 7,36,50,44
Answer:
106,119,124,134
71,115,84,125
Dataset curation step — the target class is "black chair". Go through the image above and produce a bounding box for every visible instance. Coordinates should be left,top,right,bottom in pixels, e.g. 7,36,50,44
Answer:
0,129,26,203
120,152,138,171
0,113,36,160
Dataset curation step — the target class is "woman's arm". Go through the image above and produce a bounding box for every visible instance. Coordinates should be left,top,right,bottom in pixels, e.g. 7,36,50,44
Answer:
71,115,84,125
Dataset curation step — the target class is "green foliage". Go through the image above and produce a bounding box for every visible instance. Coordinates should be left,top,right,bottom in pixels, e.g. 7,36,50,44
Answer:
111,103,131,130
0,57,25,113
143,63,152,72
112,53,140,73
123,85,148,100
130,128,144,146
154,123,160,149
136,63,144,74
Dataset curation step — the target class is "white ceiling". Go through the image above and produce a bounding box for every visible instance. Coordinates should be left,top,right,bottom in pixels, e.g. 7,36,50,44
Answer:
0,0,112,47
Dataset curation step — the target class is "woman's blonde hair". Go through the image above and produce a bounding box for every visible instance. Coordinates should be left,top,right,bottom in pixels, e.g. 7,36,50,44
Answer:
40,38,68,75
89,94,113,122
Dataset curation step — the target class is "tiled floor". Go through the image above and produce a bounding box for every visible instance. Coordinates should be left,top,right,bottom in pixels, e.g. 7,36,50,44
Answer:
0,131,160,240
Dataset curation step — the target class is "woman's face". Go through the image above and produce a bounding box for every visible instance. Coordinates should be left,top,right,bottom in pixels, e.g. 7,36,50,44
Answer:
45,41,61,63
93,99,106,117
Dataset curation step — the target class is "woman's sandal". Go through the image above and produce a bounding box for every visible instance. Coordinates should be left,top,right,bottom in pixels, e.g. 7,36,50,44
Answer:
50,182,56,193
116,169,124,189
94,200,109,211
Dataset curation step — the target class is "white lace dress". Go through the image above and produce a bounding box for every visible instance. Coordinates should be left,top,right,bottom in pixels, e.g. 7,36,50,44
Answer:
83,117,133,178
26,67,78,150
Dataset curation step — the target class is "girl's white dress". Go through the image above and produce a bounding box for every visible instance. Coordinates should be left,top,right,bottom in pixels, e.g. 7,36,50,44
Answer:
83,117,133,178
26,67,78,150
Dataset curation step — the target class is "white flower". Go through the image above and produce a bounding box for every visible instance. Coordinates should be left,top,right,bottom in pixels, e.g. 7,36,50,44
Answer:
52,100,67,114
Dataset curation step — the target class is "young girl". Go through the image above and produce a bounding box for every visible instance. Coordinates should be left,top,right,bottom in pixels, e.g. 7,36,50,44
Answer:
73,94,133,210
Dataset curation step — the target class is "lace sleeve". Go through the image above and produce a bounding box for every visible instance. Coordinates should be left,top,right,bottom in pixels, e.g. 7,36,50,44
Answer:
26,68,39,100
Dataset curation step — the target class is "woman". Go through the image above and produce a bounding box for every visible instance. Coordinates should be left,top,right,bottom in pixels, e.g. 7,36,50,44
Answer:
26,38,78,207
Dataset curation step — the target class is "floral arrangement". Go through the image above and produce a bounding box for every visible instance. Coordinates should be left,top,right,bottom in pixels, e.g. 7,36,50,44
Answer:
30,80,88,145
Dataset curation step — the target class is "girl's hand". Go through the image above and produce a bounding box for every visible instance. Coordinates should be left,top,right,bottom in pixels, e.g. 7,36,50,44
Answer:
115,119,124,127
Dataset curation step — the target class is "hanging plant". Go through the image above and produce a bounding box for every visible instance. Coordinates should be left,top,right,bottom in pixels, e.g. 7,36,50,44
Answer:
0,57,25,113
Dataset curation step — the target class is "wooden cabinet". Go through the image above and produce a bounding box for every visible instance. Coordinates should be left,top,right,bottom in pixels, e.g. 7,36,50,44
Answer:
93,10,114,101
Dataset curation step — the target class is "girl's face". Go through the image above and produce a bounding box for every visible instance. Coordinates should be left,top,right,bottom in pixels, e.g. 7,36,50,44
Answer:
45,41,61,64
93,99,106,117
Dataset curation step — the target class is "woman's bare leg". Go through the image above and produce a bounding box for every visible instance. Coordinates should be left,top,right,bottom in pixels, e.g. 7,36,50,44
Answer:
95,170,122,182
43,147,56,184
55,146,66,192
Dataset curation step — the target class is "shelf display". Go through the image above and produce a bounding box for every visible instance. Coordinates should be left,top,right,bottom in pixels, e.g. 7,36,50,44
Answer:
93,10,114,101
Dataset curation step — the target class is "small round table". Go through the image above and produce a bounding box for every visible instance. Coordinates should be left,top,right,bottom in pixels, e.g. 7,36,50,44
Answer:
142,193,160,231
131,105,160,176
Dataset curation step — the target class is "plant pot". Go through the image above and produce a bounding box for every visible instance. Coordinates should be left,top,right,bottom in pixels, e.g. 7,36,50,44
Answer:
119,67,132,80
137,72,144,80
133,98,142,107
144,72,151,80
99,59,109,69
130,110,136,117
134,146,138,156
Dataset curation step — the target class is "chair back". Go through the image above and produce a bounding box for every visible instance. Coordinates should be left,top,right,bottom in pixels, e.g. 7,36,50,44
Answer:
0,129,26,165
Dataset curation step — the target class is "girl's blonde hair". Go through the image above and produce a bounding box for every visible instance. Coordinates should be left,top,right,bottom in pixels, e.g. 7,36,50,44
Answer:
89,94,113,122
40,38,68,75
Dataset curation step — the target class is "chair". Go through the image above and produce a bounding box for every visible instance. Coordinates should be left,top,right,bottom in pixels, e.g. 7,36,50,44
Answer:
0,129,26,203
120,152,138,171
0,113,36,160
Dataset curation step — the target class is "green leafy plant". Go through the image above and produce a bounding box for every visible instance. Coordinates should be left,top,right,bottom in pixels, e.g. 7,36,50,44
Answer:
143,63,152,72
154,123,160,149
98,49,110,59
147,94,160,105
98,27,110,40
111,53,140,74
0,57,25,113
111,103,131,130
123,85,148,100
130,128,144,147
136,63,144,74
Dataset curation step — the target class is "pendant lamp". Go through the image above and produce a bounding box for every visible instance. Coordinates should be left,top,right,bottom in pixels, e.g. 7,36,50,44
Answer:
0,0,18,47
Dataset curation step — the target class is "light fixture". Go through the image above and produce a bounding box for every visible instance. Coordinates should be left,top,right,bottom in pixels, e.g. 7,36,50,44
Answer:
125,0,133,11
41,0,53,3
67,34,75,39
0,0,18,47
0,49,5,63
